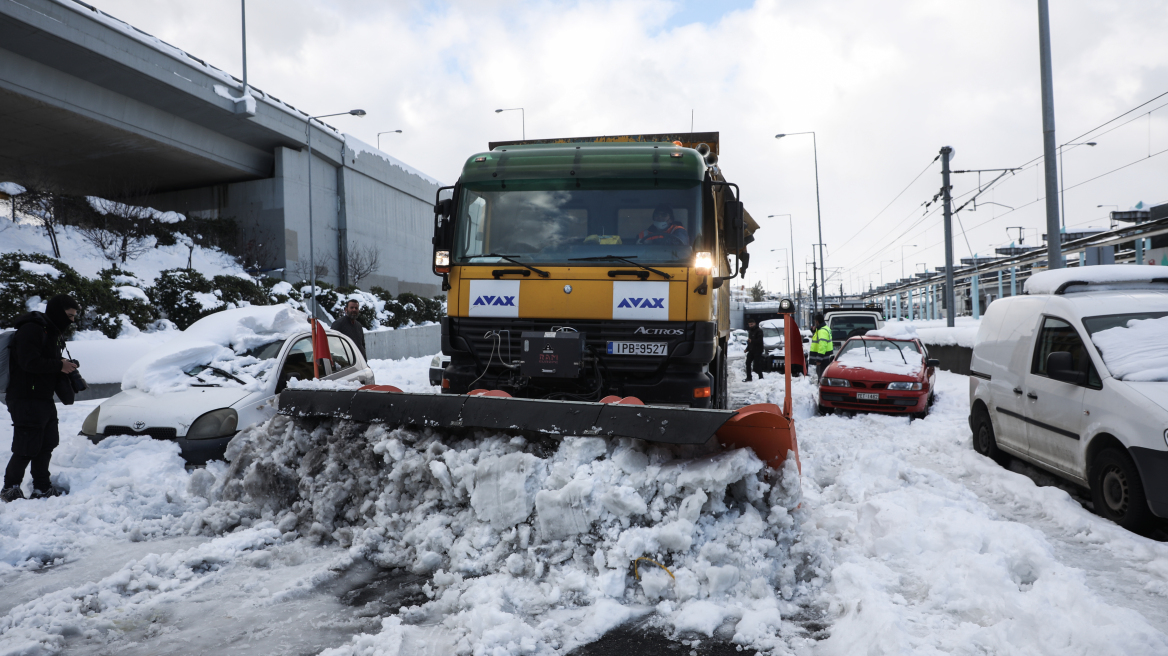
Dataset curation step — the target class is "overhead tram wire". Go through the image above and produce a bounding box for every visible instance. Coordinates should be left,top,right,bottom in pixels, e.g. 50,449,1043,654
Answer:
869,92,1168,271
834,155,940,253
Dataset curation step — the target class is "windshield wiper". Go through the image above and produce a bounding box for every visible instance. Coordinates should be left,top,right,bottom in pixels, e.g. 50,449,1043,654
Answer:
186,365,247,385
568,255,672,280
880,337,909,364
470,253,549,278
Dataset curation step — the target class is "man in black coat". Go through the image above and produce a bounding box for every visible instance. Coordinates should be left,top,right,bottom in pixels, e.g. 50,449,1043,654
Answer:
743,320,765,382
330,299,366,359
2,294,79,502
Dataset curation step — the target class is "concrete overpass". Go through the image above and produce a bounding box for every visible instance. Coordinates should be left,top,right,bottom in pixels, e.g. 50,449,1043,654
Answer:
0,0,442,295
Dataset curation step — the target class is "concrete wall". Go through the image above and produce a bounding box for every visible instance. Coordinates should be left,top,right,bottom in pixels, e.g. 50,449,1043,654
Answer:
366,325,441,361
922,343,973,376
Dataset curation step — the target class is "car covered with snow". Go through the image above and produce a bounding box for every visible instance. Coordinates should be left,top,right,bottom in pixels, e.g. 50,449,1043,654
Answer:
818,329,938,418
968,265,1168,532
80,307,374,465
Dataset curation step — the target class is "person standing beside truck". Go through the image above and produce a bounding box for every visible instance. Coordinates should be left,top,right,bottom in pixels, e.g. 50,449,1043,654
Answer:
744,320,765,382
2,295,80,502
809,313,834,380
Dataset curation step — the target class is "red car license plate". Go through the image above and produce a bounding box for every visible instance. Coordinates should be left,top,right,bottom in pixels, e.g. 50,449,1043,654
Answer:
856,392,880,401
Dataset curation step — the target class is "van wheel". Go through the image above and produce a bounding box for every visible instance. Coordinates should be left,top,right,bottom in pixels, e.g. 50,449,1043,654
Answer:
1090,448,1154,534
972,409,1009,466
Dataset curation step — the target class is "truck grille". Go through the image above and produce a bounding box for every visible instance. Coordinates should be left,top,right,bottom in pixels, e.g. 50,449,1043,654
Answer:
449,318,694,376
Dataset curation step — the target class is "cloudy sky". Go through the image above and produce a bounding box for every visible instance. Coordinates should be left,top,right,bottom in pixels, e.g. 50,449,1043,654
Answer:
88,0,1168,294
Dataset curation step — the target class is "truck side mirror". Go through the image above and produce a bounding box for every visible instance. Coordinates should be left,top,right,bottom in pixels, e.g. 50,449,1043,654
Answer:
1047,351,1085,385
434,198,453,219
723,199,744,253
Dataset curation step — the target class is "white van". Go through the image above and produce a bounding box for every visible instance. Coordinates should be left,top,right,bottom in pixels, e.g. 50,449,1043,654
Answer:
968,265,1168,532
824,310,884,353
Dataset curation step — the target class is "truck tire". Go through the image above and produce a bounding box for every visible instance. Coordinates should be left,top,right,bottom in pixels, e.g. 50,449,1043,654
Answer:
972,408,1009,466
1090,448,1154,534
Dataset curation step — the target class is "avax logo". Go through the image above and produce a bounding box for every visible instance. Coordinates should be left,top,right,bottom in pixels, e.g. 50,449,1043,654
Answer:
634,327,683,336
473,295,516,307
616,297,665,309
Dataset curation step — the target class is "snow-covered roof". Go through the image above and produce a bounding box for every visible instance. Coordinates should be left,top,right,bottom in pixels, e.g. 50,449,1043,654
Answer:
345,135,445,187
1025,264,1168,295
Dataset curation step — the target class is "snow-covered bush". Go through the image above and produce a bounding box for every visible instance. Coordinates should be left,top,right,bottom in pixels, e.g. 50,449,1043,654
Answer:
95,266,157,335
212,274,267,308
151,268,220,330
0,252,83,328
0,254,160,337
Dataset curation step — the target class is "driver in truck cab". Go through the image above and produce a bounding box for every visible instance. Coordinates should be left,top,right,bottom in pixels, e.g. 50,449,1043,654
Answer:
635,204,689,246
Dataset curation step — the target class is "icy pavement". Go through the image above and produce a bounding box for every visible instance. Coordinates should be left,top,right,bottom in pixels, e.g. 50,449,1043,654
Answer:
1,357,1167,655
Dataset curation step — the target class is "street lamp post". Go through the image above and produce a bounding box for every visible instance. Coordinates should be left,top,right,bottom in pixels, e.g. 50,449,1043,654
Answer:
879,259,894,286
305,109,367,319
1097,204,1119,228
495,108,525,140
775,133,825,313
768,214,796,301
377,130,402,151
1058,141,1097,233
770,248,791,297
900,244,918,280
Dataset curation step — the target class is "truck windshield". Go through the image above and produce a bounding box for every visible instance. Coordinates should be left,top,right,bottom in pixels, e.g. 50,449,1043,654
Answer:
454,181,703,265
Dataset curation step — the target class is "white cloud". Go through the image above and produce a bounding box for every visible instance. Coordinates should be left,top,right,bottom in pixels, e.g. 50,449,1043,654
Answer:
85,0,1168,291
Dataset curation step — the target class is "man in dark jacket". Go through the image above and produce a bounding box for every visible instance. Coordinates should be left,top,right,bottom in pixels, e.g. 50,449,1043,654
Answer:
2,294,79,502
743,320,765,382
330,299,366,359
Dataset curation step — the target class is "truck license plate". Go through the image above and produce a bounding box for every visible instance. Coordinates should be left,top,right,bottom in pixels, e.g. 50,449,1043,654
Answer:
857,392,880,401
607,341,667,356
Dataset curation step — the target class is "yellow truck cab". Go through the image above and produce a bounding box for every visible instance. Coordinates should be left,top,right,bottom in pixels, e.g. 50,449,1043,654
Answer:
430,132,756,409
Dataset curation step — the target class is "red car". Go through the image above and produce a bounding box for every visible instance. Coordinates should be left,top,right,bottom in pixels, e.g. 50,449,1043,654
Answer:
817,335,939,418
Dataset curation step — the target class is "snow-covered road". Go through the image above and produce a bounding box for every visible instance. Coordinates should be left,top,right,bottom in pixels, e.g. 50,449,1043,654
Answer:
2,357,1167,655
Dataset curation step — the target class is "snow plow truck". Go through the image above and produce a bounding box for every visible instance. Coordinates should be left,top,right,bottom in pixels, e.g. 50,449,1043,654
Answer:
280,132,800,471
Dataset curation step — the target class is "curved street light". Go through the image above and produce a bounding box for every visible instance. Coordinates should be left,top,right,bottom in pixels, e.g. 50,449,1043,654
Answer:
495,108,525,140
775,133,825,312
377,130,403,150
306,109,366,317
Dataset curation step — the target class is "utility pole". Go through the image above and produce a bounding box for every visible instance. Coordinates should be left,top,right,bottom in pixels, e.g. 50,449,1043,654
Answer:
941,146,956,328
1038,0,1064,269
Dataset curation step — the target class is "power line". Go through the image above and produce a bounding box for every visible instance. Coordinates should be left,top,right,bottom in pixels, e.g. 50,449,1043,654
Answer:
834,155,939,252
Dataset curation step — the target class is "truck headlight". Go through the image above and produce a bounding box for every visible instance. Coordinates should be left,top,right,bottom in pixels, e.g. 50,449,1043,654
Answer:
821,378,850,387
81,407,100,436
887,381,923,391
434,250,451,273
694,251,713,274
186,408,238,440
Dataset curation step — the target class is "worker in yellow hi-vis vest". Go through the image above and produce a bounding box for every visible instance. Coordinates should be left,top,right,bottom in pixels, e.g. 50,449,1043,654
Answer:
809,312,834,380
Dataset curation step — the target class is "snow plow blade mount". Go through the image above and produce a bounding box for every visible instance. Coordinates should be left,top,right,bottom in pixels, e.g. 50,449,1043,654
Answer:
278,389,738,445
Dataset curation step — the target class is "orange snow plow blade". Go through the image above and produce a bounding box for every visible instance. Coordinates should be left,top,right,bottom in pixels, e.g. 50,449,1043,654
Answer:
280,314,801,473
717,311,801,471
716,403,799,472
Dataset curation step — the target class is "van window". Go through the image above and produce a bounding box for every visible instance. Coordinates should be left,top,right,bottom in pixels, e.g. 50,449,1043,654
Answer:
1031,316,1101,388
830,315,878,342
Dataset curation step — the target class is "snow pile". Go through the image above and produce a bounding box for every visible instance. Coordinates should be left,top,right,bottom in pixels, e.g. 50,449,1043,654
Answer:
1025,264,1167,295
122,306,306,394
64,330,180,384
865,322,918,339
0,181,26,196
834,341,923,376
801,374,1168,655
86,196,185,223
202,415,806,653
1091,315,1168,381
880,318,981,348
345,135,445,187
18,261,60,278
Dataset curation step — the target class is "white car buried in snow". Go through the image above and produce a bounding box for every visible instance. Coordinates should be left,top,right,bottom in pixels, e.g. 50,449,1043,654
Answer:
80,307,374,465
